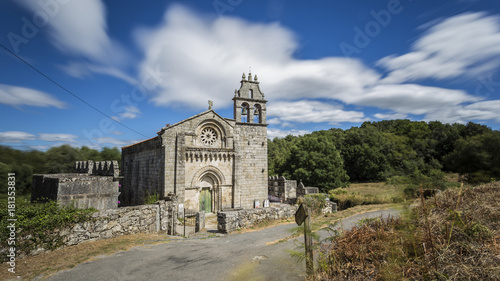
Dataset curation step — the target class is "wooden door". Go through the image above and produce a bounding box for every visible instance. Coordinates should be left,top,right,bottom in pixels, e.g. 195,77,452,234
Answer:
200,188,212,213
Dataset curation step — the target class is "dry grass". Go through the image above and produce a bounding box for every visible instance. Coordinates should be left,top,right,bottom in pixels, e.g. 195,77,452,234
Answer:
0,233,173,280
346,182,402,198
313,181,500,280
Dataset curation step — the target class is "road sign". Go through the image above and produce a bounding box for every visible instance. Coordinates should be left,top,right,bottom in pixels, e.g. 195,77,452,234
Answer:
295,203,306,225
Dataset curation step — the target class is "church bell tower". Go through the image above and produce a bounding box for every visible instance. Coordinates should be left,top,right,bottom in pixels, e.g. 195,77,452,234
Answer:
233,72,267,125
232,72,268,209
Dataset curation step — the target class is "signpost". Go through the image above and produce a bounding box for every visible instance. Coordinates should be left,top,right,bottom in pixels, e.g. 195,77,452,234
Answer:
295,203,313,276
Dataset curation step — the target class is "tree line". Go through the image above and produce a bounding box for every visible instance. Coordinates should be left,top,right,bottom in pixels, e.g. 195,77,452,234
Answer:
269,120,500,192
0,145,121,195
2,120,499,196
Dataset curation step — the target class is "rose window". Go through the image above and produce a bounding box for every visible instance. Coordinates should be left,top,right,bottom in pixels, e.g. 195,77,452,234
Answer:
200,127,217,145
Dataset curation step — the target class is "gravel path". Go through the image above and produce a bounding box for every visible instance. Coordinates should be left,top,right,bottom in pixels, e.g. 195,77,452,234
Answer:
46,208,400,281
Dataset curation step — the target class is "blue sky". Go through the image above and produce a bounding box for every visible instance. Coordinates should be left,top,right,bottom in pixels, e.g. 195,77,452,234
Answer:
1,0,500,150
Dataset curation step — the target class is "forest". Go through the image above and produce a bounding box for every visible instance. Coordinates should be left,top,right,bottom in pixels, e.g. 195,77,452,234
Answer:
268,120,500,191
1,120,499,196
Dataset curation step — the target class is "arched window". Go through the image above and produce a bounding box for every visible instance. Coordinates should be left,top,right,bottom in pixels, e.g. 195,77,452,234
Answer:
253,104,261,124
241,103,249,122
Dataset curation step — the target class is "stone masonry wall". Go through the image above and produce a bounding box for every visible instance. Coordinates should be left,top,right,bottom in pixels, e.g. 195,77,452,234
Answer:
217,204,297,233
121,137,163,206
31,174,119,211
234,124,268,209
62,199,177,248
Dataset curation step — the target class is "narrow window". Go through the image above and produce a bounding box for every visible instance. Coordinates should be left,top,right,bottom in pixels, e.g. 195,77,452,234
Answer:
249,89,253,99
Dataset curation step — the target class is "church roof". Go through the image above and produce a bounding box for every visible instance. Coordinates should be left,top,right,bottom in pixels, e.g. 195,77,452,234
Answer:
157,109,233,136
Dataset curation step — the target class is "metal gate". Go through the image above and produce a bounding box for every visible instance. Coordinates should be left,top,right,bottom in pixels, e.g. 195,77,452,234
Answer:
182,209,197,237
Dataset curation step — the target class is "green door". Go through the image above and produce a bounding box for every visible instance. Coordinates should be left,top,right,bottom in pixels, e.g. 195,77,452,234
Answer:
200,188,212,213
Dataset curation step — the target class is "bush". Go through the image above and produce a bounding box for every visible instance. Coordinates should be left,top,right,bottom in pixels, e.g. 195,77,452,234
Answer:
144,192,160,204
0,199,96,259
298,194,327,215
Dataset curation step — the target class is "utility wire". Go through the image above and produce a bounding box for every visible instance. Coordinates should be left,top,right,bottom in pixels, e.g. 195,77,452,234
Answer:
0,42,148,138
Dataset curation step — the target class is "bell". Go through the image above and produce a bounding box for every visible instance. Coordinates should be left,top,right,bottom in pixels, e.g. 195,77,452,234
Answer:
242,107,248,115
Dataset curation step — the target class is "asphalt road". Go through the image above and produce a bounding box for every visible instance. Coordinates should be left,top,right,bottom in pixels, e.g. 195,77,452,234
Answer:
46,208,400,281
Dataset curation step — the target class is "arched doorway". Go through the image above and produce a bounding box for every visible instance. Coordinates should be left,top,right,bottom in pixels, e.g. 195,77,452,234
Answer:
199,175,213,213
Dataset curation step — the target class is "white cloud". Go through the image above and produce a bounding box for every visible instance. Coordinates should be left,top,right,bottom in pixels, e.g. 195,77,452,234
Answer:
135,5,380,109
351,84,481,115
95,137,127,146
16,0,127,63
111,106,141,121
373,112,408,120
378,12,500,83
425,100,500,123
132,6,500,128
268,100,368,125
0,84,66,108
59,62,137,84
267,128,311,139
0,131,36,143
39,133,78,142
15,0,132,84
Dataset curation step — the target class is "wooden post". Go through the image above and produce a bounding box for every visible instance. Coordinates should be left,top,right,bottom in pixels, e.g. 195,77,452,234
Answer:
304,207,313,276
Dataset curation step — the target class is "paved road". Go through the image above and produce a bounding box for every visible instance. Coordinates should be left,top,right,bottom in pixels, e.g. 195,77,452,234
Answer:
46,209,400,281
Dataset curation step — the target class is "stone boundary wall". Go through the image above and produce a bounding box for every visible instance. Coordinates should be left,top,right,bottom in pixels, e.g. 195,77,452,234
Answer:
217,204,298,233
23,199,179,257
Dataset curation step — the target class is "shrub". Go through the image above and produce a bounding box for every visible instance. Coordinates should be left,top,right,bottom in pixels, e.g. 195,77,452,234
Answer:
144,192,160,205
0,199,96,260
298,194,327,215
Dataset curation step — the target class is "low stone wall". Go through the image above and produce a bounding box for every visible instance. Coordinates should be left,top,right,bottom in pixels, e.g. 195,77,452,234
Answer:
23,199,178,256
217,204,298,233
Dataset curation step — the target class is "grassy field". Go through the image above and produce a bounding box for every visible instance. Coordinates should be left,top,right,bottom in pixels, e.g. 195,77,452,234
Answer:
346,182,403,198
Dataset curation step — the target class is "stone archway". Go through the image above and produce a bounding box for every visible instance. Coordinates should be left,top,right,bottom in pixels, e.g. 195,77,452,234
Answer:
190,166,225,213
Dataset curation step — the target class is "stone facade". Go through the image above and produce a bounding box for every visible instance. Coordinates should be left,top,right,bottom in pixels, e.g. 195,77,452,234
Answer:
217,203,298,233
31,160,120,210
121,73,268,212
268,175,297,201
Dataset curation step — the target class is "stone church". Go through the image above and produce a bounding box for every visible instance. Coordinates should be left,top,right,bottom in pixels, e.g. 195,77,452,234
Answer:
121,72,268,213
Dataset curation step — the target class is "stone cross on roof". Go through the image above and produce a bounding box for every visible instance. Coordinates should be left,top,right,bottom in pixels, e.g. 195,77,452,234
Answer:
208,100,213,110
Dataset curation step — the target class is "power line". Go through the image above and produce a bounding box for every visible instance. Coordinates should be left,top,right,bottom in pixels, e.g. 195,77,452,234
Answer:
0,42,148,138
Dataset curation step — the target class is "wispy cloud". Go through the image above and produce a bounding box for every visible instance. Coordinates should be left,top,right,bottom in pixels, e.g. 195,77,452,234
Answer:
111,106,141,122
95,137,128,146
134,5,380,110
0,84,66,109
39,133,78,142
0,131,36,143
14,0,133,84
378,12,500,83
267,128,311,139
135,5,500,129
268,100,368,125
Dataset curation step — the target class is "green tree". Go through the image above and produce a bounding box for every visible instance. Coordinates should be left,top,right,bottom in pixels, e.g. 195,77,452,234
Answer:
99,147,121,166
444,131,500,183
342,126,389,182
43,145,82,173
288,134,349,191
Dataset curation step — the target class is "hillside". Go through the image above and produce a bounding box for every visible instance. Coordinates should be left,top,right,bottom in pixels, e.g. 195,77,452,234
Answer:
313,181,500,280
